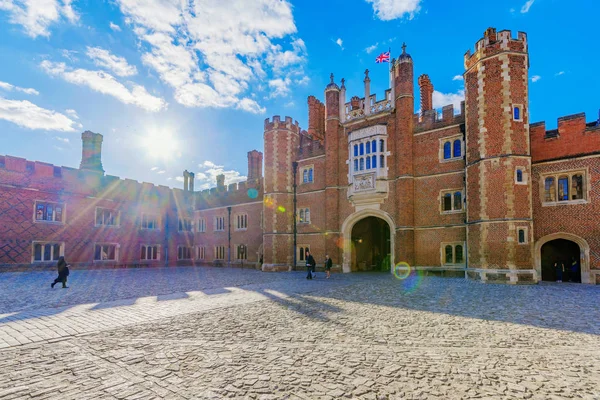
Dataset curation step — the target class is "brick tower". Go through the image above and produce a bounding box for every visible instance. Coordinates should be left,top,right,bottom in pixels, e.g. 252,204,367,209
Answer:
464,28,534,283
80,131,104,173
262,116,300,271
393,44,415,265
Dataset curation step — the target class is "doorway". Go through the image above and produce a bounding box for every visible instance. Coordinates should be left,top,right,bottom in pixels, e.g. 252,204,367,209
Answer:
541,239,581,283
350,216,390,272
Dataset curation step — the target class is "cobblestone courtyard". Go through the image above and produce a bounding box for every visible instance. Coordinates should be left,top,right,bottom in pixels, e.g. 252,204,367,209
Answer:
0,267,599,399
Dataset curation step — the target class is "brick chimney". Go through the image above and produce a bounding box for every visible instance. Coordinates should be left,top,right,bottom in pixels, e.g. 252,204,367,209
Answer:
216,174,225,190
80,131,104,173
418,74,434,113
247,150,263,181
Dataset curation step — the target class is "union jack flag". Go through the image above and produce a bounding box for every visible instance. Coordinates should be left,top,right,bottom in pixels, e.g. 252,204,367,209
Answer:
375,51,390,63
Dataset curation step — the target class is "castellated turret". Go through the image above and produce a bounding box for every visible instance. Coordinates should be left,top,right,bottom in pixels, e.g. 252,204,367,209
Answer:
80,131,104,173
464,27,533,283
262,116,300,271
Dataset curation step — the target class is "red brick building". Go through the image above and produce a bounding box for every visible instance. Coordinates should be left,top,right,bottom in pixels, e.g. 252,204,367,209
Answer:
1,27,599,284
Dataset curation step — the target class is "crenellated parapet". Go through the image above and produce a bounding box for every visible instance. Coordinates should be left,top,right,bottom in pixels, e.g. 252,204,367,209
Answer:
530,112,600,163
264,115,301,134
464,28,528,71
195,177,264,210
413,101,466,133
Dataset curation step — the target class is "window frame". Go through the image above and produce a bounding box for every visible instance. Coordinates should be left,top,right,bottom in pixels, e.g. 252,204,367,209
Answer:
236,244,247,260
541,169,588,206
348,133,388,182
140,244,160,261
214,216,226,231
214,246,226,260
297,245,310,264
197,217,206,233
301,165,314,184
515,167,528,185
235,213,248,231
178,217,193,232
513,104,523,122
32,241,64,263
33,200,66,224
177,246,194,260
140,213,160,230
439,135,464,163
197,246,206,260
440,189,464,214
95,207,120,227
298,207,310,224
94,243,119,262
440,242,466,266
517,227,528,245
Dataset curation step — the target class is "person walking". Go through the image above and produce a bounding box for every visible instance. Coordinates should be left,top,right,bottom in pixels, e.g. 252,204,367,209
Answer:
306,250,316,280
51,256,70,288
554,261,564,283
325,255,332,279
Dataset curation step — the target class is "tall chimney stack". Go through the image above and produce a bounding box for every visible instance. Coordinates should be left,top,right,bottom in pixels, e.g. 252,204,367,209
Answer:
80,131,104,173
418,74,434,113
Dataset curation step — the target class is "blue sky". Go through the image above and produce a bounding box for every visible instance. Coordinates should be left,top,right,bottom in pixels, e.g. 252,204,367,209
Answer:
1,0,598,190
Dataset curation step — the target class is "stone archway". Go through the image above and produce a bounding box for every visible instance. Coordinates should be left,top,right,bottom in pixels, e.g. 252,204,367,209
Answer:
535,232,591,284
341,209,395,273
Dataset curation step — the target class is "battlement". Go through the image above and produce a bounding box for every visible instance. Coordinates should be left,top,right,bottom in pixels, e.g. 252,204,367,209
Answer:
344,90,393,122
264,115,301,133
464,28,528,70
196,177,264,210
413,101,466,133
531,111,600,163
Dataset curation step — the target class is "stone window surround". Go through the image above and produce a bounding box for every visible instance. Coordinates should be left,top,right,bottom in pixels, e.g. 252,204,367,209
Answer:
439,134,464,163
214,245,226,260
512,103,523,122
517,227,529,245
441,242,465,266
177,246,194,260
95,207,120,227
31,241,64,263
140,213,160,230
298,207,310,224
33,200,66,224
197,218,206,233
439,188,465,214
236,244,247,260
301,165,314,184
214,215,226,231
540,168,589,207
297,245,310,263
140,244,160,261
197,246,206,260
347,125,389,183
515,167,528,185
235,213,248,231
93,243,119,262
178,217,194,232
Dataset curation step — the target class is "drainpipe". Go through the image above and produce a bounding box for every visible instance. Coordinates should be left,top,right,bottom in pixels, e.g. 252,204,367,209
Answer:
227,206,232,267
292,161,298,271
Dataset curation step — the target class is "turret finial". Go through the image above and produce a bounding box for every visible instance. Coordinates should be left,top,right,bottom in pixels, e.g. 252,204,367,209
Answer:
364,69,369,78
402,43,407,54
341,78,345,88
330,73,334,84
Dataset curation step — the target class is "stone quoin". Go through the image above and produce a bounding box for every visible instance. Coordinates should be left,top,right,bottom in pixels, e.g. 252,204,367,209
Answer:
1,28,599,284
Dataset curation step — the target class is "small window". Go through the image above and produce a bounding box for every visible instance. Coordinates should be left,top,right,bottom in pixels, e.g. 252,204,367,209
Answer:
141,214,159,230
140,245,159,260
236,214,248,230
379,139,384,153
455,245,463,263
441,190,464,213
372,140,376,153
354,159,359,172
198,247,206,259
215,246,226,260
516,169,523,183
372,155,377,169
544,177,556,202
354,145,358,157
445,245,453,264
35,201,65,223
442,193,452,211
359,143,364,155
571,174,583,200
359,158,364,171
96,208,119,226
366,157,371,169
380,155,385,168
366,142,371,154
303,169,308,183
518,229,526,244
513,106,520,121
33,242,63,262
453,140,461,158
198,218,206,232
298,246,310,262
178,218,193,232
308,168,313,182
215,216,225,231
557,176,569,201
237,245,247,260
453,192,462,210
443,142,451,159
178,246,193,260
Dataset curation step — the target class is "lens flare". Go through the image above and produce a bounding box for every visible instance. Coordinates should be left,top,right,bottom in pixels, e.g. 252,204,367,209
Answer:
247,188,258,199
393,262,411,280
277,206,286,213
264,197,275,208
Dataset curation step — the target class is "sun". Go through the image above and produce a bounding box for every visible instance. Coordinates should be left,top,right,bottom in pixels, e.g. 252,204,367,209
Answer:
141,131,180,160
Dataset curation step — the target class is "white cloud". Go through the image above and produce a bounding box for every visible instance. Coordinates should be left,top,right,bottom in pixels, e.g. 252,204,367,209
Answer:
40,60,167,112
365,0,422,21
555,71,565,76
86,47,137,77
54,136,69,143
268,78,292,98
151,166,158,171
531,75,541,83
520,0,535,13
157,170,165,174
109,21,121,31
0,80,39,95
365,43,378,54
0,0,79,38
295,76,310,86
65,108,78,118
335,38,344,50
0,97,79,131
452,75,463,81
114,0,305,112
432,89,465,112
194,160,247,190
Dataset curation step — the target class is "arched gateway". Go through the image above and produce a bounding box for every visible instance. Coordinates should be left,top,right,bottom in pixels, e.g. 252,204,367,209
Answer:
535,233,592,284
341,210,395,273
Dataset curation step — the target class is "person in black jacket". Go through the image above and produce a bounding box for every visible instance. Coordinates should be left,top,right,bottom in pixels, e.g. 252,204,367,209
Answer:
306,250,316,280
51,256,69,288
324,255,332,279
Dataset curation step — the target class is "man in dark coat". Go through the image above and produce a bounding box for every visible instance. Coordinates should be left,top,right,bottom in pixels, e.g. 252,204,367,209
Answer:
51,256,69,288
306,250,316,280
325,255,332,279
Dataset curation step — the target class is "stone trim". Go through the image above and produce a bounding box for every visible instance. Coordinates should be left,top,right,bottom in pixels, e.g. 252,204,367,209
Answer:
534,232,593,284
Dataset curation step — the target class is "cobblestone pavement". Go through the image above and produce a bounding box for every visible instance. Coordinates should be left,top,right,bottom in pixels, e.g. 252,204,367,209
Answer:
0,268,599,399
